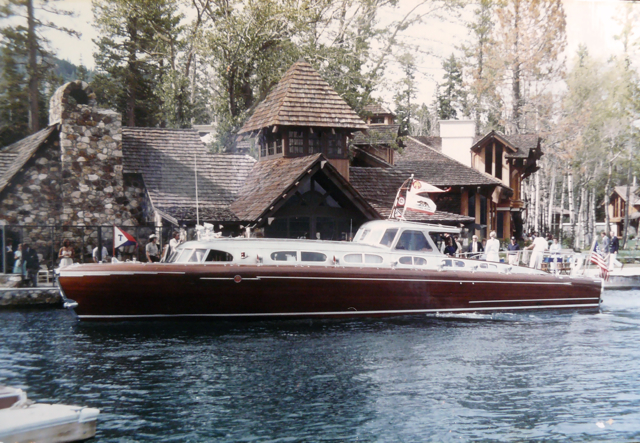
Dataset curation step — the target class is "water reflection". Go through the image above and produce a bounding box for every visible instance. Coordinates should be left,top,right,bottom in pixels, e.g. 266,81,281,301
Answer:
1,291,639,441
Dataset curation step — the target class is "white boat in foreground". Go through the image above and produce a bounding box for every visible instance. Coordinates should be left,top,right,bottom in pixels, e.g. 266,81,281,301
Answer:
0,386,99,443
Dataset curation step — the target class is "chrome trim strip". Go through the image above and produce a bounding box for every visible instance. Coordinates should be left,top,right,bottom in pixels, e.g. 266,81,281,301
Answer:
469,297,600,304
77,303,601,319
61,271,186,277
200,277,262,281
256,276,572,285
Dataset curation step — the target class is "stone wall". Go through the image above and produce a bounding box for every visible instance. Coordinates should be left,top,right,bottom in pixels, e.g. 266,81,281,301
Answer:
0,134,62,225
51,81,137,226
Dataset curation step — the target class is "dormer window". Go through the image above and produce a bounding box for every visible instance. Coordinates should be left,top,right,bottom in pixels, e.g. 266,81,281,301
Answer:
289,131,305,155
370,117,384,124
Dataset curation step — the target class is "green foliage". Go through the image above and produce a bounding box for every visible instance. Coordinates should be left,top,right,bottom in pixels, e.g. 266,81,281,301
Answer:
393,53,418,136
91,0,185,127
436,53,466,120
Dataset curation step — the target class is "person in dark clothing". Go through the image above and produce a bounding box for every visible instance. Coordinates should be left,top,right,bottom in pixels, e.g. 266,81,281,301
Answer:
610,231,619,254
507,237,520,265
22,243,39,287
466,235,484,259
443,237,457,257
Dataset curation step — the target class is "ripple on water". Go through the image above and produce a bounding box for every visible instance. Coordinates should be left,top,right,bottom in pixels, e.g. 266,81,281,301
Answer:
2,290,640,441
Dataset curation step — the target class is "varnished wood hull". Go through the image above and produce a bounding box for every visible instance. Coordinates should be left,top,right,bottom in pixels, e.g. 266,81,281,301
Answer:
58,263,603,321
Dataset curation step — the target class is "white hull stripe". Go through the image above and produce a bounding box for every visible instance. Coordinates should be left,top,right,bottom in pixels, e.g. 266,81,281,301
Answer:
470,297,600,303
77,303,601,319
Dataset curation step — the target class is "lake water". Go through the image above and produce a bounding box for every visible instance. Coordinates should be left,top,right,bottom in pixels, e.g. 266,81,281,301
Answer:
2,290,640,442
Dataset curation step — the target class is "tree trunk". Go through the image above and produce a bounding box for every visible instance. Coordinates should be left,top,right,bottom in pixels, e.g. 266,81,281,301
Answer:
604,143,614,236
559,174,566,241
548,168,555,236
27,0,40,133
568,172,575,247
623,147,633,248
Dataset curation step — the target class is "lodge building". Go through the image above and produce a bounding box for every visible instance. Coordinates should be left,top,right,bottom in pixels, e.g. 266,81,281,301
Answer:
0,60,543,268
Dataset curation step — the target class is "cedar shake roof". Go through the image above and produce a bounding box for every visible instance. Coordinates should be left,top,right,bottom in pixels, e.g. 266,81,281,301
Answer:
351,124,400,146
0,126,57,194
122,127,256,222
350,167,474,224
471,131,541,159
231,154,322,221
411,136,442,152
363,104,394,116
238,60,367,134
397,137,507,188
231,153,379,222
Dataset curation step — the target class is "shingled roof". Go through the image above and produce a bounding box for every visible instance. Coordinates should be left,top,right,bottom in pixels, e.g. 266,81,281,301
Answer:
0,126,57,194
471,131,541,159
122,127,256,222
351,124,400,146
363,103,395,116
238,60,367,134
231,153,379,222
349,167,474,224
397,137,507,188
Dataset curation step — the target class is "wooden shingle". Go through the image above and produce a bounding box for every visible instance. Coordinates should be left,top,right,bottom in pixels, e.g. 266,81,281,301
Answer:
239,60,367,134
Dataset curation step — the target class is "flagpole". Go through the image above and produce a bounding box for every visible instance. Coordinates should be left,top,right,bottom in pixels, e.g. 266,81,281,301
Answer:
400,174,414,220
195,150,200,227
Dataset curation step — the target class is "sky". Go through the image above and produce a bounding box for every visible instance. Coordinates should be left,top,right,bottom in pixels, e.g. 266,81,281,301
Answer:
15,0,640,109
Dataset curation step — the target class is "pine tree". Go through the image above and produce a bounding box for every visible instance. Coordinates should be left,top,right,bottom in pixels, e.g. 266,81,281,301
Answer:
0,0,78,136
92,0,183,127
436,54,466,120
393,54,418,136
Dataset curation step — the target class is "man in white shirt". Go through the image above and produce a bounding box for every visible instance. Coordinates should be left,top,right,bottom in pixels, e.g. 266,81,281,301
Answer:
92,245,109,263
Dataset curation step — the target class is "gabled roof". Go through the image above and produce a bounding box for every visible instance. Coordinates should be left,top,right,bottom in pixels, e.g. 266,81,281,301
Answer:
0,126,57,194
410,136,442,152
349,167,474,224
397,137,508,188
238,60,367,134
363,103,395,116
122,127,256,222
471,131,541,159
230,153,378,222
613,186,640,205
351,124,400,146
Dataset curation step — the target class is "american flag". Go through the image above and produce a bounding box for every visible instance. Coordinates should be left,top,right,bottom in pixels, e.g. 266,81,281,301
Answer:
589,240,609,280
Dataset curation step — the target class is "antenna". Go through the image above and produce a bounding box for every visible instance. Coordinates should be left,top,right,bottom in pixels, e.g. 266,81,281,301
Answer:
195,149,200,226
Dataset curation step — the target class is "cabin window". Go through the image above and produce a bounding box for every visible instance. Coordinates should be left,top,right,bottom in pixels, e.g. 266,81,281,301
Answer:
276,139,283,154
309,132,322,154
188,249,208,263
495,144,503,180
395,230,431,251
327,133,343,156
454,260,465,267
301,252,327,262
399,256,427,266
344,254,363,263
370,117,384,124
289,131,305,155
176,249,194,263
358,229,371,242
205,250,233,262
268,140,275,156
271,251,297,261
485,146,493,174
380,228,398,247
364,254,383,264
260,141,267,158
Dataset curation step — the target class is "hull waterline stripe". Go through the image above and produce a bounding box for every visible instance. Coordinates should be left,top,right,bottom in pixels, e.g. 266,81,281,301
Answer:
255,276,573,285
469,297,600,303
77,303,601,319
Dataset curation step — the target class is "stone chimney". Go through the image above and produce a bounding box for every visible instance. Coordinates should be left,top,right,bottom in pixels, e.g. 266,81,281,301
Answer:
49,81,134,226
439,120,476,167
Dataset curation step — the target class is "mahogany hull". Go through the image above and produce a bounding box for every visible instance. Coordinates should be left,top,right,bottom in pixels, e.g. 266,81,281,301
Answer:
58,263,603,321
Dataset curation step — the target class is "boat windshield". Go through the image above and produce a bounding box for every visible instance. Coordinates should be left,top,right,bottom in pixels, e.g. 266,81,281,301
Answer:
379,229,398,247
395,230,432,252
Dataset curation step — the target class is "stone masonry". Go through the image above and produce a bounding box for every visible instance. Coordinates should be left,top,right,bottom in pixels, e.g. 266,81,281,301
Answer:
50,81,137,226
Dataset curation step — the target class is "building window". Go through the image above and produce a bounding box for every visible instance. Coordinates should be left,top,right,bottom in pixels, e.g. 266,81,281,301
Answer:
289,131,305,155
260,140,267,158
276,138,283,154
495,145,503,180
485,146,493,174
370,117,384,124
327,133,342,156
268,140,275,156
309,132,322,154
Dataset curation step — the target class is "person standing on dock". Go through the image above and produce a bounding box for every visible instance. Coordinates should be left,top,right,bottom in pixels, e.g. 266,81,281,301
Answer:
22,244,39,287
507,237,520,265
